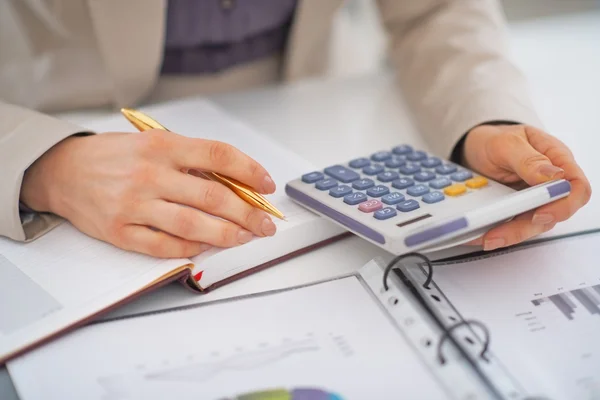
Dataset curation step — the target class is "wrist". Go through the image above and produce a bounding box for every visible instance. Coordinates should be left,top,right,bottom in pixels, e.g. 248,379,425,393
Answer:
20,135,83,215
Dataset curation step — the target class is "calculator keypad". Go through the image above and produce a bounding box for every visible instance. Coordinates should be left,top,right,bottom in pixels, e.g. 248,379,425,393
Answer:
324,165,360,183
352,178,375,190
359,199,383,213
367,185,390,198
374,207,397,220
301,144,491,223
344,192,368,205
329,185,352,198
363,164,384,176
316,178,338,190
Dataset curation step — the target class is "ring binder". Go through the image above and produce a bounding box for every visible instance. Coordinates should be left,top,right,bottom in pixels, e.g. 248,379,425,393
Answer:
382,252,507,399
382,252,433,291
437,319,490,364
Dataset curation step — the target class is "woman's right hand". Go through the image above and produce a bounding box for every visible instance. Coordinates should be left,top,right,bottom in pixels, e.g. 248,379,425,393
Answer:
19,130,278,258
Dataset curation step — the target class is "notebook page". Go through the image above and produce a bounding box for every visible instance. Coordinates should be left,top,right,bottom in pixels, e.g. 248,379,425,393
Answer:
0,223,188,363
428,233,600,400
8,274,449,400
81,99,343,287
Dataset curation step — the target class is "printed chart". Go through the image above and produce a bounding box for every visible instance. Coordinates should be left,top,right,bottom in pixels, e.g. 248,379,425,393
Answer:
222,387,343,400
531,284,600,320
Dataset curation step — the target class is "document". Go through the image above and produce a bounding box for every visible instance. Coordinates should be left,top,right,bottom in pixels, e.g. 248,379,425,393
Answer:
430,233,600,400
8,275,449,400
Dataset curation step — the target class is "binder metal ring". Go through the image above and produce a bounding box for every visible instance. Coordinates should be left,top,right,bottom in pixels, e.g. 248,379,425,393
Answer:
437,319,491,365
382,252,433,291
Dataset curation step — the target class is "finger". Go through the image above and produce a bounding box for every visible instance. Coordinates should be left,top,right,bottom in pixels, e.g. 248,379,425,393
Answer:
160,171,276,238
117,225,212,258
172,137,276,194
464,237,483,246
134,200,255,248
524,127,592,224
496,129,564,186
480,211,555,251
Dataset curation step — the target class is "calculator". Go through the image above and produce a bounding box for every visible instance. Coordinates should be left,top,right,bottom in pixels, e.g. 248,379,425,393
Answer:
285,144,571,255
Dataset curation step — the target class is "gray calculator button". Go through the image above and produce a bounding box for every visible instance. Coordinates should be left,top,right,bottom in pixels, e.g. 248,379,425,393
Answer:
367,185,390,197
407,151,427,161
392,145,413,155
353,178,375,190
429,177,452,189
329,185,352,198
392,178,415,190
382,192,405,205
363,164,385,176
385,157,406,168
421,157,442,168
371,151,392,162
435,164,458,175
397,199,420,212
374,207,397,220
344,192,368,205
422,191,445,204
377,171,400,182
414,171,436,182
450,170,473,182
399,164,421,175
349,158,371,168
316,178,338,190
302,171,324,183
324,165,360,183
407,184,430,197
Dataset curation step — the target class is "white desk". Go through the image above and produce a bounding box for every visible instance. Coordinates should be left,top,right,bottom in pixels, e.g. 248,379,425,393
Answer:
2,11,600,400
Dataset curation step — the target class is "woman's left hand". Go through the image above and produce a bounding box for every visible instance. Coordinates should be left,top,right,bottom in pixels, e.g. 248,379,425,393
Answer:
461,123,592,251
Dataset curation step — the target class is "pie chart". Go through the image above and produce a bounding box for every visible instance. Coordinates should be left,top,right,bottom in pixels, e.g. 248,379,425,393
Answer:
231,387,344,400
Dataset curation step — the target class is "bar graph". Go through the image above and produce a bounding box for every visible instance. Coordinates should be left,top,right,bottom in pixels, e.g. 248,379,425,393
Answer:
532,284,600,320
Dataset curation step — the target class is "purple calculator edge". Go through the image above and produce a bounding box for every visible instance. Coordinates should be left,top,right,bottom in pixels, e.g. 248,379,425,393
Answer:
285,185,386,244
286,179,571,250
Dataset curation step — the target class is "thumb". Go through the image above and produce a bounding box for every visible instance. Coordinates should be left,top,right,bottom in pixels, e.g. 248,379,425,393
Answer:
505,139,564,186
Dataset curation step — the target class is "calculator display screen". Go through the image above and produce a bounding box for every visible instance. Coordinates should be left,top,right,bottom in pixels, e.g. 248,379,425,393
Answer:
396,214,432,228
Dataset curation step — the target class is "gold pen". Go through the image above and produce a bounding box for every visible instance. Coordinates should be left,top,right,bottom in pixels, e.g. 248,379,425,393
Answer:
120,107,286,221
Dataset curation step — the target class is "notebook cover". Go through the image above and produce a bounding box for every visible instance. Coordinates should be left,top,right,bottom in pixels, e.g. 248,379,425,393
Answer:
0,268,193,365
184,231,353,292
2,232,351,364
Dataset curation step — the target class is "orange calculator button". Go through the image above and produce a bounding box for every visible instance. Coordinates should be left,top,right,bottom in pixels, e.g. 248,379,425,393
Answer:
444,184,467,196
465,176,489,189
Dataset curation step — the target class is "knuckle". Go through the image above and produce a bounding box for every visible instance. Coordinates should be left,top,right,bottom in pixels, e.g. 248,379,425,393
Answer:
135,129,170,157
201,182,227,211
581,183,592,206
220,225,238,246
105,221,129,247
243,208,259,229
173,207,197,238
521,153,548,169
207,141,234,167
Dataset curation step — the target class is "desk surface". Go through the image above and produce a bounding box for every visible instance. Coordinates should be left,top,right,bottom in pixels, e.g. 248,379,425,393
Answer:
3,11,600,399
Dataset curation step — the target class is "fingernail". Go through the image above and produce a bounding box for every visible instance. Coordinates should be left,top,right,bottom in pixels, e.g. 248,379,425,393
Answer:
538,164,564,180
261,217,276,236
532,213,554,225
484,238,506,251
466,237,484,246
199,243,212,252
237,230,253,244
263,175,276,193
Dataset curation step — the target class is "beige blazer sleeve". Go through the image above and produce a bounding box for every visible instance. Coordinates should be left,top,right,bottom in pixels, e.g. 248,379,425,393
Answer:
377,0,544,158
0,101,90,242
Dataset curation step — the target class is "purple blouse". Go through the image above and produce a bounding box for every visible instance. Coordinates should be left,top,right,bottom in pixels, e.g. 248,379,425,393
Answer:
161,0,298,75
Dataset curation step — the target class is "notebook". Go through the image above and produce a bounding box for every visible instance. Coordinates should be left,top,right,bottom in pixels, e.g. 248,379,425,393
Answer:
7,230,600,400
0,99,346,364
